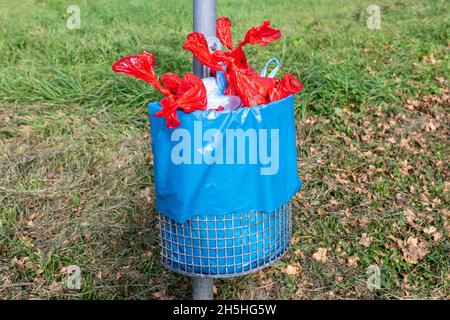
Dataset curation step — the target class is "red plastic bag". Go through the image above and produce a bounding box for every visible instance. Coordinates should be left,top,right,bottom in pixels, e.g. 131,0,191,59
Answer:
229,67,277,106
155,98,180,128
183,17,300,107
112,50,170,96
216,17,233,50
153,73,207,128
242,20,281,46
114,17,303,128
174,73,207,113
269,72,304,102
160,73,181,95
226,44,276,106
182,33,224,72
112,51,207,128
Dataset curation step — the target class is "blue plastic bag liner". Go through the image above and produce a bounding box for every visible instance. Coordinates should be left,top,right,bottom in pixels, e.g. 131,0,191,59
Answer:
148,94,301,223
215,71,227,94
260,57,280,78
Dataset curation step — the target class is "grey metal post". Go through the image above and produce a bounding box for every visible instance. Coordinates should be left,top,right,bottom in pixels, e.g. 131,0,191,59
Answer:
192,0,216,300
192,276,214,300
193,0,216,78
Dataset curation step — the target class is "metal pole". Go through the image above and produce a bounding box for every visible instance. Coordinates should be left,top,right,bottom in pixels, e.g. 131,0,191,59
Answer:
192,0,216,300
192,277,214,300
193,0,216,78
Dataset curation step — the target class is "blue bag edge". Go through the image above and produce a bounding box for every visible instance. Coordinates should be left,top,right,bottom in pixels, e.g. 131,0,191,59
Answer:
147,94,302,223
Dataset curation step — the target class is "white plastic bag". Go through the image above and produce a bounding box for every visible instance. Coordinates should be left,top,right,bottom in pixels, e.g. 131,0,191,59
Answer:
202,76,242,111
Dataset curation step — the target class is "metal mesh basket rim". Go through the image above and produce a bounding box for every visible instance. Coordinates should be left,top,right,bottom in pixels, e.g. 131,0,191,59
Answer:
157,202,292,278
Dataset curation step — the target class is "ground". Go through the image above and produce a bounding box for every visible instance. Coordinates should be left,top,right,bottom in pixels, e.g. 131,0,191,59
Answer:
0,0,449,299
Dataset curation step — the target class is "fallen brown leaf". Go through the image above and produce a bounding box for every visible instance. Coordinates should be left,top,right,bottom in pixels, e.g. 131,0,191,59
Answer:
283,263,301,276
402,237,428,264
312,248,328,263
423,226,437,235
144,251,153,260
359,233,372,247
290,236,300,245
404,208,417,225
347,255,359,268
90,117,99,124
49,282,64,293
294,249,304,258
423,226,443,241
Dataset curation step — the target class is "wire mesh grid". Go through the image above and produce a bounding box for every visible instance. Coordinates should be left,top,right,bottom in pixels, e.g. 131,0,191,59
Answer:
158,201,292,278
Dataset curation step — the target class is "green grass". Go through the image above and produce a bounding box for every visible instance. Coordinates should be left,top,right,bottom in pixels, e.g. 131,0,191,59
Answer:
0,0,449,299
1,0,448,115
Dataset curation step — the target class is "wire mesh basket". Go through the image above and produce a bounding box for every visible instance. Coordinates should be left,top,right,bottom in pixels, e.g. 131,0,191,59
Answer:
158,201,292,278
